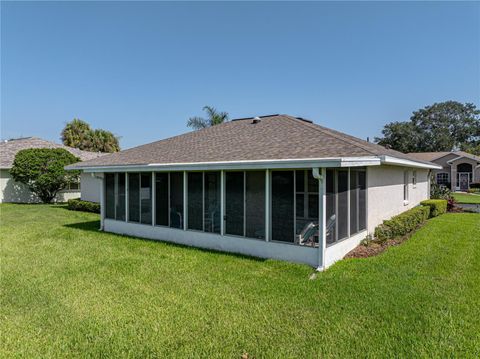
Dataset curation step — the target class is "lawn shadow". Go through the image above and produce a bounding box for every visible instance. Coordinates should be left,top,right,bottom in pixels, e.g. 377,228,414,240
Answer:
64,220,101,232
63,220,269,263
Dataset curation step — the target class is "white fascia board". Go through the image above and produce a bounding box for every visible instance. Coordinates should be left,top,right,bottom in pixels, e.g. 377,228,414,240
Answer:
380,155,442,169
446,155,480,164
75,156,382,173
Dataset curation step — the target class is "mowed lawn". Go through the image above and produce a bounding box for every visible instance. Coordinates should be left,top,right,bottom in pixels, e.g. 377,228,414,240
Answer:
1,205,479,358
452,192,480,204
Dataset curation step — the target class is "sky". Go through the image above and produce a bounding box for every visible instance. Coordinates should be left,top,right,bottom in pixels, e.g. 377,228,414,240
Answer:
1,1,479,150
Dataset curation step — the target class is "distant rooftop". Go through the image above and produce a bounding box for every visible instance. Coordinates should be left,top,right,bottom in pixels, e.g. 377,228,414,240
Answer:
0,137,107,168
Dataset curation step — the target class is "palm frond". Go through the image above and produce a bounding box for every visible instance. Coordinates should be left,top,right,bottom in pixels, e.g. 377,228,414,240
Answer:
187,116,209,130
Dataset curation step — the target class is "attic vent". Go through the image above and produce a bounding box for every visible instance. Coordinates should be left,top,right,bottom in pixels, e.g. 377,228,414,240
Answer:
252,117,261,124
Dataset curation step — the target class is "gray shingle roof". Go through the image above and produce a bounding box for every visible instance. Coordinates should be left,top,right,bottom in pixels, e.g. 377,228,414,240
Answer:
69,115,435,168
0,137,106,168
407,151,480,163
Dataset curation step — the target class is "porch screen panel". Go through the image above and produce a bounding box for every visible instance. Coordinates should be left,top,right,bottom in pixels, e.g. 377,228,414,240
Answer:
204,172,221,234
325,169,336,245
128,173,140,222
358,170,366,231
225,172,244,236
272,171,294,243
337,170,348,240
188,172,203,230
155,173,169,226
105,173,115,219
170,172,184,229
246,171,265,239
116,173,126,221
140,173,152,225
350,170,358,234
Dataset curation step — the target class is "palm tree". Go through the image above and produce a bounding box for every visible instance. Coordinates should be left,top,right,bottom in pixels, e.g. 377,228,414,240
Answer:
61,118,92,150
90,129,121,153
187,106,229,130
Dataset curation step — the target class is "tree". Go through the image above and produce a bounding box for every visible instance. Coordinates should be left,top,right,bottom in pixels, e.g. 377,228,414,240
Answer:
61,119,120,153
375,101,480,153
187,106,229,130
10,148,80,203
61,118,92,150
90,129,121,153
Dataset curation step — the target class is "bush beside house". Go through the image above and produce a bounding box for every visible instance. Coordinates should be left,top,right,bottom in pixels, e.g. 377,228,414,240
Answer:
374,205,431,242
67,198,100,213
420,200,448,218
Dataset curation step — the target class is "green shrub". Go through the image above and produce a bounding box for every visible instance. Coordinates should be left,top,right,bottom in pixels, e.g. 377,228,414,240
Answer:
374,206,430,242
420,199,447,218
67,198,100,213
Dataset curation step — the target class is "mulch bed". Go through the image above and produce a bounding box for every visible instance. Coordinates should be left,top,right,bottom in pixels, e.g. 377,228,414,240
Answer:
346,208,464,259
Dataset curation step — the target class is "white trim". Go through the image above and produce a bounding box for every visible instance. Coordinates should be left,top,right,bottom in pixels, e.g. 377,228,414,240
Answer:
380,156,442,169
446,155,480,164
70,156,382,172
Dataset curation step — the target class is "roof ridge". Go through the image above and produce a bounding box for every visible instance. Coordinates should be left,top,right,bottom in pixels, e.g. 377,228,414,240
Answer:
280,115,379,156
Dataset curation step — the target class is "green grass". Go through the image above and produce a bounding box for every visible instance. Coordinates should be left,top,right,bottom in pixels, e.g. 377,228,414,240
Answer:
452,192,480,204
1,204,479,358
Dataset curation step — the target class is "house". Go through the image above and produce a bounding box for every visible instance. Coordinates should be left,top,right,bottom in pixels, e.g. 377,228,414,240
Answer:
67,115,440,269
0,137,105,203
408,151,480,192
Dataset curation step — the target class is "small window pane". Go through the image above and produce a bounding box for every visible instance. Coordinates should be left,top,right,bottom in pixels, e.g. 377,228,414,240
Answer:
296,194,304,218
307,170,318,193
350,170,358,235
128,173,140,222
308,194,319,220
337,170,348,240
188,172,203,230
295,170,304,192
117,173,126,221
140,173,152,225
358,170,366,231
155,173,169,226
246,171,265,239
204,172,221,234
170,172,184,229
105,173,115,219
272,171,294,243
326,169,336,245
225,172,244,236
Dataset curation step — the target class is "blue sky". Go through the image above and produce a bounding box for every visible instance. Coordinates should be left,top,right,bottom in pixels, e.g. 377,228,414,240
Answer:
2,1,479,149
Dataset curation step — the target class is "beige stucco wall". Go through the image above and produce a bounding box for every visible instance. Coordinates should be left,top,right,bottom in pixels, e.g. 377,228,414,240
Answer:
0,169,80,203
80,172,101,203
367,165,430,233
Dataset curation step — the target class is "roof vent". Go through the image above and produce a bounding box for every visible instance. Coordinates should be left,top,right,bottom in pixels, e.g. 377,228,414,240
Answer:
252,117,261,124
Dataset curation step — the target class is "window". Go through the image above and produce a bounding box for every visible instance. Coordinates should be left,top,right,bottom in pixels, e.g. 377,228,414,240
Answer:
140,173,152,224
412,170,417,188
105,173,115,219
326,168,367,246
271,171,294,243
128,173,140,222
295,170,319,237
436,172,449,185
225,172,244,236
155,173,169,226
67,180,80,190
187,172,203,230
403,170,409,203
169,172,184,229
204,172,221,234
105,173,125,221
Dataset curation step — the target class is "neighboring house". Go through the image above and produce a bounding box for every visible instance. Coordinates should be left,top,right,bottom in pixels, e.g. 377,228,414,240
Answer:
408,151,480,192
0,137,105,203
67,115,440,269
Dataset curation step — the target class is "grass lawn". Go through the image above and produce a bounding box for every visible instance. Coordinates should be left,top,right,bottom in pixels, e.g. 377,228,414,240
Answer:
1,204,479,358
452,192,480,204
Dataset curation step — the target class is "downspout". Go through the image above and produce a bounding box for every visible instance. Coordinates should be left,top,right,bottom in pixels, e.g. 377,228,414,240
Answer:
313,168,327,271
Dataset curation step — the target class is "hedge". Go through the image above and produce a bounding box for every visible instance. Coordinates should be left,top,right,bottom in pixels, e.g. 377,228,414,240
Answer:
67,198,100,213
374,205,430,242
420,199,447,218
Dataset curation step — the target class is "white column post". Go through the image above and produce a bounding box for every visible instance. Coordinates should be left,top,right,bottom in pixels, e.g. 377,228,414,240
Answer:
265,169,271,242
151,172,156,226
125,172,129,222
99,173,105,231
318,168,327,270
183,171,188,230
220,170,225,236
